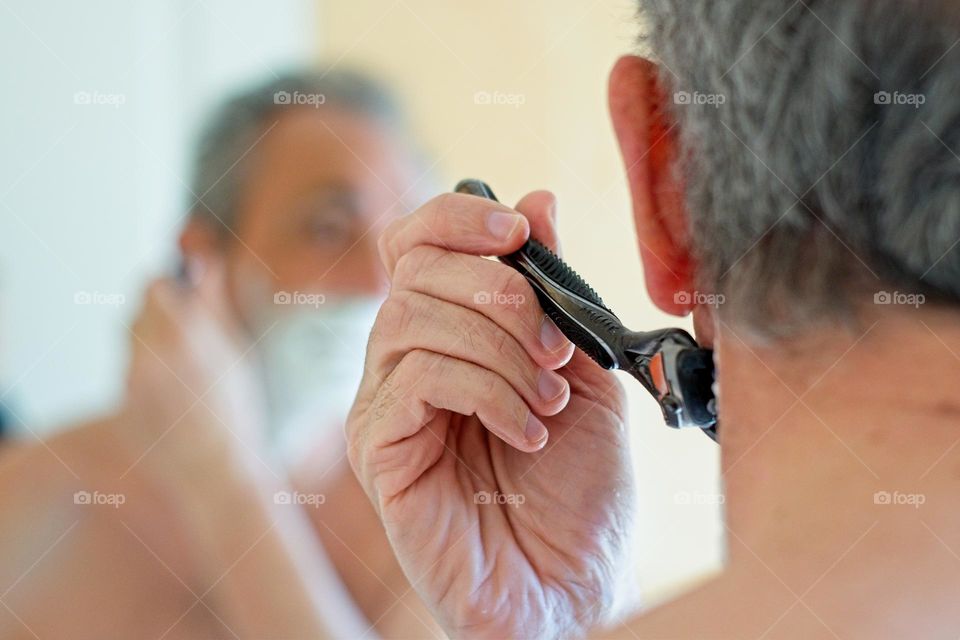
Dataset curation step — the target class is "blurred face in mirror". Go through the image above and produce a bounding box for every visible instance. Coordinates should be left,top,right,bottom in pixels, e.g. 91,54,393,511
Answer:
224,105,413,302
181,104,423,463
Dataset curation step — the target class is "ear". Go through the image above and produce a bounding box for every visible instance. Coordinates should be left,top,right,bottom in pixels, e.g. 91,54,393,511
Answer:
178,216,221,263
609,55,695,316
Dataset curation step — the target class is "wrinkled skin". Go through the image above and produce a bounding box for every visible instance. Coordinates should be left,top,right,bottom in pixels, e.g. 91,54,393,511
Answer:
347,191,636,638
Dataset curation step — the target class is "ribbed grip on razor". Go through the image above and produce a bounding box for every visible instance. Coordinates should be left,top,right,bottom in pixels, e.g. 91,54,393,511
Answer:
529,284,617,369
455,178,622,370
521,240,610,312
513,240,618,369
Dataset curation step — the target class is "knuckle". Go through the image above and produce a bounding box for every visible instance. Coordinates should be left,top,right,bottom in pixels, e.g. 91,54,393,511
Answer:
372,373,401,422
429,192,477,235
489,325,513,358
391,250,419,286
460,322,534,393
430,192,460,220
370,296,402,343
398,348,436,382
478,366,501,399
461,317,502,356
345,437,363,476
412,193,454,238
499,333,538,392
495,267,532,302
345,412,363,453
378,217,406,269
486,267,540,332
393,245,441,287
516,358,541,397
374,291,423,341
460,323,480,353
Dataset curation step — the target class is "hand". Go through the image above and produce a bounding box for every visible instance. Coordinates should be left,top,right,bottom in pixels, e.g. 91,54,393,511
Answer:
115,265,379,640
347,191,636,638
116,261,268,492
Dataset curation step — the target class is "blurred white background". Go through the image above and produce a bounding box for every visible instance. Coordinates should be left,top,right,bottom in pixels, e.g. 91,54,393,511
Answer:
0,0,316,428
0,0,721,605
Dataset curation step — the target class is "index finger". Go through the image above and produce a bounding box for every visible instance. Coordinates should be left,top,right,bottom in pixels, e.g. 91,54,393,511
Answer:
378,192,531,277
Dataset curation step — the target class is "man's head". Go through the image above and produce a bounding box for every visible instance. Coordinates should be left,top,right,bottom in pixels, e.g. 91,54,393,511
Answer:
180,67,427,323
178,68,429,461
610,1,960,340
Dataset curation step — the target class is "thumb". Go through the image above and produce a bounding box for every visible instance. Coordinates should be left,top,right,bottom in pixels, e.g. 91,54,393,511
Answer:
189,257,247,343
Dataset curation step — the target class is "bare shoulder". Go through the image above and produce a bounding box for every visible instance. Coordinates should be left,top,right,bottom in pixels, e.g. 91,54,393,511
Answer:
594,571,826,640
0,416,125,479
0,417,215,640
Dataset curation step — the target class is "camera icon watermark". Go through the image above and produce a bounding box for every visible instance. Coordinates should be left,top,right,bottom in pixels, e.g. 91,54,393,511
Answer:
74,490,126,508
874,91,926,109
673,91,726,108
73,90,126,109
873,490,925,509
273,90,326,108
674,290,725,308
274,291,326,308
273,490,326,508
74,290,126,307
474,490,526,508
473,290,526,308
673,490,725,506
473,90,526,109
873,290,925,308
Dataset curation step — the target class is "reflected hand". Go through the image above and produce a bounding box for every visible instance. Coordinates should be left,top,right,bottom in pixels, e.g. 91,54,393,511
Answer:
347,192,636,638
118,262,267,491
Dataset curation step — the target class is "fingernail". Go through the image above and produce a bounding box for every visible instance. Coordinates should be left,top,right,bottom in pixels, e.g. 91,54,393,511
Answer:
525,413,549,446
538,370,567,402
540,316,569,353
486,211,524,240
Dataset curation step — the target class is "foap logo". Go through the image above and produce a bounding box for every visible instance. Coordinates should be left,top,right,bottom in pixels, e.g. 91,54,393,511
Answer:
74,290,125,307
273,90,326,108
673,91,726,108
474,490,526,507
473,90,526,108
274,291,326,308
873,491,925,509
874,91,926,109
73,90,126,108
673,490,725,506
674,290,725,308
74,490,126,508
874,291,925,308
273,491,326,508
473,291,525,308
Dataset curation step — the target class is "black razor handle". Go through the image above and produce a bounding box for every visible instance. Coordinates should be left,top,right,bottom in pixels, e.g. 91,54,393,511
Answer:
454,180,619,363
454,179,718,440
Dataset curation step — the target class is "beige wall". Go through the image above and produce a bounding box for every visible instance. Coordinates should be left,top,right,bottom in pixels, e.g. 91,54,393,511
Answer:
316,0,722,604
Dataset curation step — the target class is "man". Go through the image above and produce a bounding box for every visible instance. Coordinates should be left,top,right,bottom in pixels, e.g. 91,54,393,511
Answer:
347,1,960,638
0,69,440,638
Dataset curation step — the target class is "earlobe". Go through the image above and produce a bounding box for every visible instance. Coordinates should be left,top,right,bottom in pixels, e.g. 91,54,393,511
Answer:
609,55,696,317
179,217,220,261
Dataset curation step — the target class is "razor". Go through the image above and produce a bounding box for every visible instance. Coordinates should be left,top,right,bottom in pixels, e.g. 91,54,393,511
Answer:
456,179,718,442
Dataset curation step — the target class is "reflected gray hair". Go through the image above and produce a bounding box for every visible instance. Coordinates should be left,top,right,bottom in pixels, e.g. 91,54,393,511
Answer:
187,67,423,234
639,1,960,334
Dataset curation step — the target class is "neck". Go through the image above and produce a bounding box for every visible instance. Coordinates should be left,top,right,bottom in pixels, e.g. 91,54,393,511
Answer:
715,306,960,605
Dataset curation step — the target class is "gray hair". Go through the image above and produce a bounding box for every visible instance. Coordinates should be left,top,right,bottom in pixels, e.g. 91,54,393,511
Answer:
187,67,421,234
639,1,960,335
